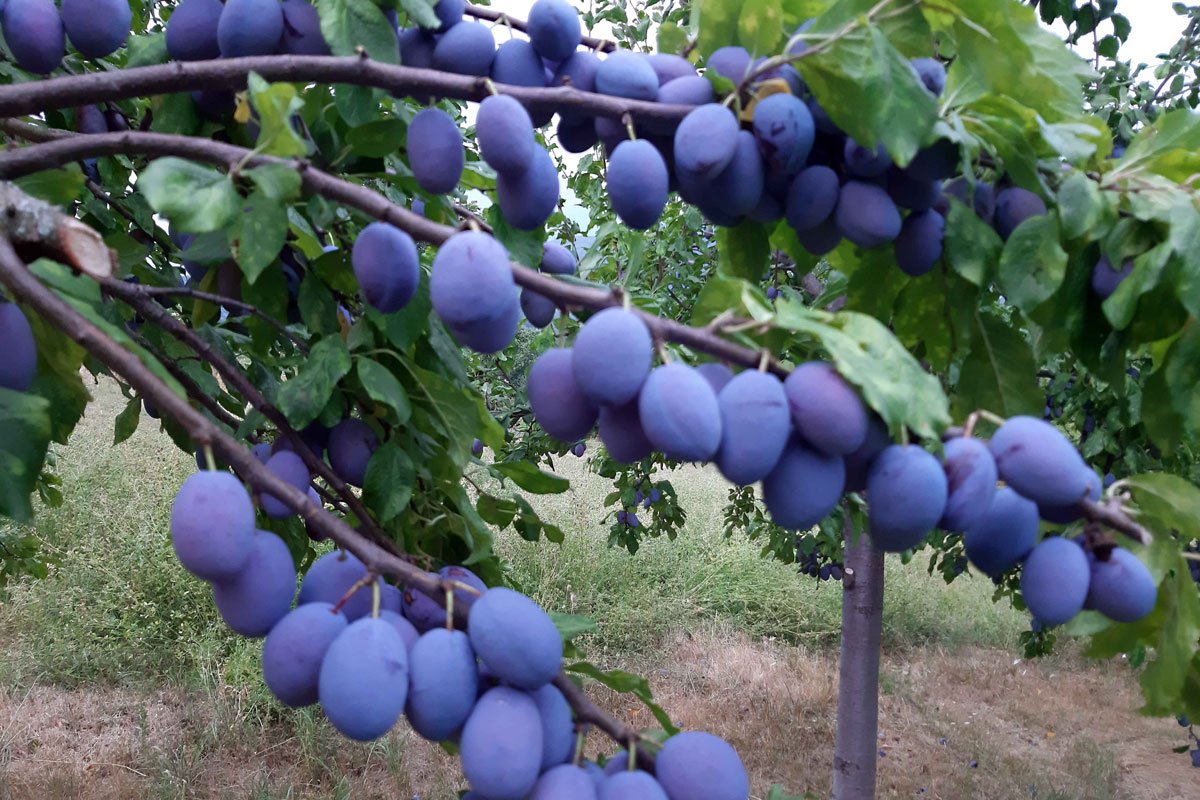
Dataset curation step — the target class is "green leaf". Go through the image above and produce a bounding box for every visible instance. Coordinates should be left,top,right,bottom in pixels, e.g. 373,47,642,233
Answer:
943,198,1004,286
1055,172,1114,241
1102,242,1173,331
298,269,339,335
277,337,352,429
245,73,307,157
657,21,689,55
1119,108,1200,183
346,119,408,158
952,311,1042,420
125,32,169,68
318,0,400,63
242,262,289,352
1138,567,1200,716
477,494,519,527
228,191,290,283
490,461,569,494
113,396,142,445
550,613,598,643
1139,322,1200,451
150,93,202,136
997,213,1067,314
243,164,302,201
717,221,771,282
567,662,678,735
398,0,440,29
1126,473,1200,542
690,271,773,327
334,84,385,127
697,0,742,57
0,389,52,524
362,440,414,523
15,166,85,205
484,205,545,269
357,358,412,424
138,158,239,234
739,0,784,55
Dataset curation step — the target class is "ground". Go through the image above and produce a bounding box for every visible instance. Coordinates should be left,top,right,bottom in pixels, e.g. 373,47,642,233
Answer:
0,379,1192,799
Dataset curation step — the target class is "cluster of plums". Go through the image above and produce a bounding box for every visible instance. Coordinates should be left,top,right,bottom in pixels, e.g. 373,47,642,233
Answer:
796,545,843,582
1,0,131,73
169,466,750,799
0,300,37,395
248,416,381,503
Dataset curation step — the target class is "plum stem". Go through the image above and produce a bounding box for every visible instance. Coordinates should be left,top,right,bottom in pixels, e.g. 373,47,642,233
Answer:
976,409,1007,428
444,580,455,630
757,349,771,372
627,740,637,772
622,112,636,141
573,726,587,766
962,411,980,438
371,580,380,618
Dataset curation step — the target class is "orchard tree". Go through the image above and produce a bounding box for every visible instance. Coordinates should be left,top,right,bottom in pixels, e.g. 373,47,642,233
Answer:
0,0,1198,798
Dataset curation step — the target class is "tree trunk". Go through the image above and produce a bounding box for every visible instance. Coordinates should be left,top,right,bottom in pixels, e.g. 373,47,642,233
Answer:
830,514,886,800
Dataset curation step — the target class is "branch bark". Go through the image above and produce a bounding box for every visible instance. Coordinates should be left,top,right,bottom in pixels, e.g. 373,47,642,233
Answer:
139,285,310,354
464,3,617,53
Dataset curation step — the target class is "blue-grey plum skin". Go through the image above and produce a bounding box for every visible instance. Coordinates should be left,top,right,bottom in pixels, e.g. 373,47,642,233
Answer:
657,75,716,106
0,303,37,392
318,618,409,741
280,0,329,55
866,445,948,552
378,609,419,652
709,131,765,217
401,564,486,632
430,231,516,328
911,57,946,95
655,731,749,800
460,687,544,800
1086,547,1157,623
526,0,581,61
468,587,562,690
522,287,557,328
261,450,311,519
783,361,868,456
1090,255,1134,299
843,138,891,177
752,93,815,174
600,770,669,800
432,21,496,76
165,0,223,62
894,209,945,277
297,550,374,620
595,50,658,101
696,362,733,394
1019,537,1090,626
327,418,378,487
638,364,723,463
352,222,419,313
496,145,559,230
61,0,130,58
406,628,479,741
448,294,520,353
963,487,1039,578
842,414,890,493
532,764,600,800
2,0,65,73
715,371,790,485
572,308,653,406
762,437,845,530
407,108,464,194
706,46,750,82
607,140,669,229
530,683,574,770
786,166,840,232
939,437,998,532
171,471,256,582
262,602,348,707
1039,468,1100,523
835,181,902,249
212,530,296,637
673,104,740,179
993,187,1047,240
528,348,598,442
989,416,1089,506
477,94,535,176
541,241,577,275
552,51,600,123
599,401,654,464
217,0,284,57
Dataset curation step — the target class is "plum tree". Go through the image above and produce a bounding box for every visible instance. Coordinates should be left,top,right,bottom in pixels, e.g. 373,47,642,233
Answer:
784,362,868,456
327,418,379,487
476,95,535,176
279,0,329,56
406,628,479,741
165,0,224,61
715,371,790,485
1020,537,1091,626
432,21,497,76
939,437,998,532
468,587,562,689
1086,548,1157,622
1090,255,1134,299
572,308,653,406
460,687,544,800
217,0,284,58
894,209,945,277
752,93,815,174
529,348,598,442
318,617,409,741
598,401,653,464
351,222,419,314
673,104,740,179
762,437,845,529
989,416,1090,506
993,187,1047,239
529,683,573,770
407,108,465,195
296,550,376,620
785,165,840,232
261,602,348,707
1,0,65,74
601,770,669,800
531,764,599,800
170,471,256,582
496,145,559,230
60,0,129,59
211,530,297,636
638,364,723,462
526,0,580,61
595,51,659,101
260,450,311,519
866,445,948,551
963,487,1039,578
607,139,669,229
834,181,902,248
655,731,750,800
0,302,36,392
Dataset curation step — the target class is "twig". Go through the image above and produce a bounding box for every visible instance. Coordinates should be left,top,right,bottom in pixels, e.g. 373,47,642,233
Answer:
464,4,617,53
84,179,175,254
139,285,310,354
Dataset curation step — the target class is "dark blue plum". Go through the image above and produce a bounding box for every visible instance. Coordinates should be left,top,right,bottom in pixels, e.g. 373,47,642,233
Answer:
673,104,740,179
887,167,942,211
911,58,947,95
530,683,573,770
532,764,599,800
752,93,815,174
805,96,839,135
492,39,550,126
318,617,409,740
217,0,284,57
529,348,598,442
595,50,658,101
655,731,749,800
262,602,348,707
786,165,840,232
794,216,842,256
843,414,890,493
638,364,722,462
989,416,1089,506
351,222,419,313
709,131,764,217
866,445,948,552
449,299,519,351
1020,537,1090,626
784,361,868,456
552,51,600,122
327,418,378,487
762,437,845,530
963,488,1038,578
477,94,535,176
252,442,273,463
432,21,496,75
939,437,997,532
280,0,329,55
696,363,733,394
468,587,562,690
379,609,419,652
942,178,995,223
715,371,790,485
1086,547,1157,623
461,687,544,799
601,771,668,799
212,530,296,637
749,189,784,223
527,0,580,61
1039,468,1101,523
572,308,652,406
171,471,256,582
402,564,487,632
406,628,479,741
521,288,557,328
706,46,750,82
2,0,64,73
0,302,37,392
61,0,129,58
261,450,311,519
906,139,959,181
431,230,516,331
657,75,716,106
433,0,464,32
1090,255,1133,299
398,28,436,100
166,0,223,61
604,751,629,776
599,400,653,464
297,550,375,620
496,145,559,230
993,187,1047,239
844,138,892,177
379,581,402,615
895,209,945,277
595,115,627,155
407,108,464,194
835,181,902,249
608,140,669,229
647,53,695,85
557,116,598,152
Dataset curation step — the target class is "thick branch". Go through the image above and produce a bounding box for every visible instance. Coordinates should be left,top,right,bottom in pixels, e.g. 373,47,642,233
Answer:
0,55,691,125
464,4,617,53
132,333,247,433
0,180,114,278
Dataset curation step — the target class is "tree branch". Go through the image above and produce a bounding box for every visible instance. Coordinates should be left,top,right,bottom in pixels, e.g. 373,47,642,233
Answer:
83,179,176,254
139,285,310,354
464,3,617,53
131,332,248,434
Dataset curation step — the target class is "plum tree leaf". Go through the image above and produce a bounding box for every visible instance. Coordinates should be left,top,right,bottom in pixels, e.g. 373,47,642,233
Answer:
113,396,141,446
363,440,414,524
0,389,52,524
138,158,239,234
245,73,307,158
490,461,569,494
277,337,352,430
739,0,784,55
550,613,597,643
318,0,400,63
952,310,1042,421
228,191,290,283
567,661,679,734
357,358,412,425
997,214,1067,314
717,221,771,282
943,198,1004,286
